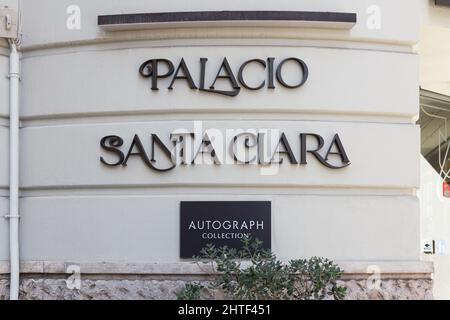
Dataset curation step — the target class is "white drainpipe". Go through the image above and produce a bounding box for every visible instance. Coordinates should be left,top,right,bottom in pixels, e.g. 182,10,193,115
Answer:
8,40,20,301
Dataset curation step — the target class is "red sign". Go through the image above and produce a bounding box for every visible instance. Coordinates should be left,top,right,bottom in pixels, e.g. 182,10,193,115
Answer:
444,181,450,198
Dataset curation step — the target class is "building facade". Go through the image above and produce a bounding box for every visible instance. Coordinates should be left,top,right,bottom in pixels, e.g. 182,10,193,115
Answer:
0,0,445,300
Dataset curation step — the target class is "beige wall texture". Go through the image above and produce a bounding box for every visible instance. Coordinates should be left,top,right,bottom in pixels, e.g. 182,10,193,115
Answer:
0,1,424,269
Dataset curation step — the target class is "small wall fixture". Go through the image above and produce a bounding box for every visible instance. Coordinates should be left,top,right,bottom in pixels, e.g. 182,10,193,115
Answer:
0,8,18,38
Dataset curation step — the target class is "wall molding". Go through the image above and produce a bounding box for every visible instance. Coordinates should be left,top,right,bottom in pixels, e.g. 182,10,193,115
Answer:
0,261,433,280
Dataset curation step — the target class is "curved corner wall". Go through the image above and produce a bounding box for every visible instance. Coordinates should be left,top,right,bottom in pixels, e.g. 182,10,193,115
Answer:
0,0,434,300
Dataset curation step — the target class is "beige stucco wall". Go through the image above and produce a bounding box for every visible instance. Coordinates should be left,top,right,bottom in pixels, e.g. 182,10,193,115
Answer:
0,1,425,269
21,0,420,47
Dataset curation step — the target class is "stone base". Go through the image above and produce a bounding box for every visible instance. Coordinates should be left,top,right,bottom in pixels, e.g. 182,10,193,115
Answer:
340,279,433,300
0,278,433,300
0,261,434,300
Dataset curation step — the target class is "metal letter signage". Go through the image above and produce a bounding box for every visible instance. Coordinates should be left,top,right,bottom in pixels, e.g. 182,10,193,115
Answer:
180,201,271,258
100,57,352,172
100,131,351,171
139,57,309,97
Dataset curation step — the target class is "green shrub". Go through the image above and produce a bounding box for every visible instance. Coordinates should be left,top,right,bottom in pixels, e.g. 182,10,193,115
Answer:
177,282,206,301
177,238,347,300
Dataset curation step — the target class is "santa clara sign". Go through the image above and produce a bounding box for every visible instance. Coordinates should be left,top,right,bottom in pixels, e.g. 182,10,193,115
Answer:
100,129,351,172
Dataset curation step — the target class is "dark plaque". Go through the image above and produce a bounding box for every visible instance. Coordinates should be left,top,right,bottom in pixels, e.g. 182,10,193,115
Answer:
436,0,450,6
180,201,271,258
